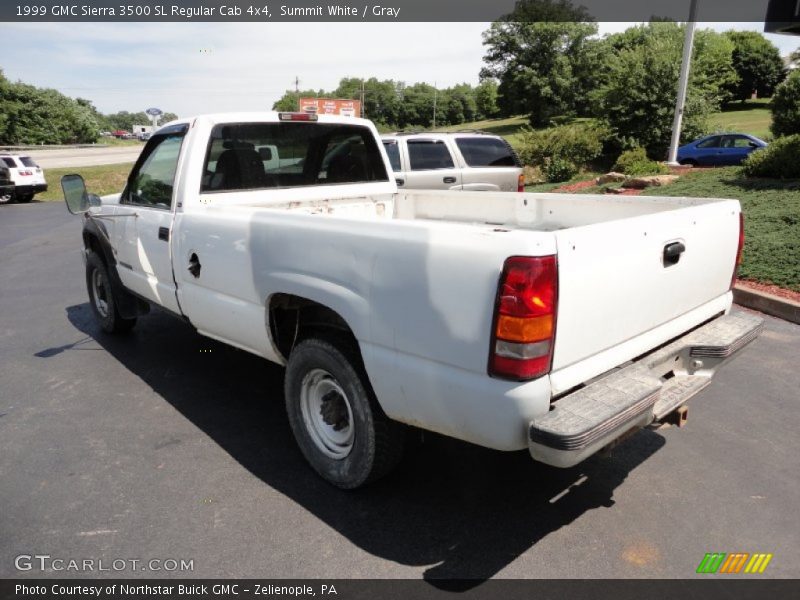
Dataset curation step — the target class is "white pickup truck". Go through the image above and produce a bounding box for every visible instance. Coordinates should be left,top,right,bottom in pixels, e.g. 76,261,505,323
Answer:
62,112,763,489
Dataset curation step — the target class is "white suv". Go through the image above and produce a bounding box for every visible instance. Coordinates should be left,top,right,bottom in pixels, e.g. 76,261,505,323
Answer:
381,132,523,192
0,154,47,203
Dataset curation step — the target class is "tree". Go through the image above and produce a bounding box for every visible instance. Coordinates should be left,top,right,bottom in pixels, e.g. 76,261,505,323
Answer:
481,1,598,126
771,70,800,137
598,23,722,157
0,75,99,144
724,31,787,101
271,89,330,112
475,80,500,119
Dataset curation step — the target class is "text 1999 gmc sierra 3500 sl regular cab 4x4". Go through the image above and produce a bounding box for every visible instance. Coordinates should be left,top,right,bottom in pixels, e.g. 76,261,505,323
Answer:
61,112,763,489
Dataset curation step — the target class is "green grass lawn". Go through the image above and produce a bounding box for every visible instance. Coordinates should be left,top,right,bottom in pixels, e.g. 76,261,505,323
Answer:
640,167,800,291
448,101,772,149
710,99,773,139
439,115,530,147
38,163,133,201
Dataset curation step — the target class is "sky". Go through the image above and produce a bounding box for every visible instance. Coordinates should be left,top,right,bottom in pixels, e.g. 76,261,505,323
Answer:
2,21,798,118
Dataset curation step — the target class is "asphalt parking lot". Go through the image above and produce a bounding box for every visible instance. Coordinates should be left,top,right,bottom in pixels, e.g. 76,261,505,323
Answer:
1,201,799,582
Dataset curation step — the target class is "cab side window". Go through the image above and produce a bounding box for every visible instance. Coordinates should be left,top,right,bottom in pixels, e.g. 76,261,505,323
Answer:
407,140,455,171
696,136,720,149
125,134,184,209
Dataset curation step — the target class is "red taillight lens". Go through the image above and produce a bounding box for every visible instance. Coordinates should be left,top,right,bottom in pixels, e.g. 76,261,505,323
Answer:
19,170,33,176
489,256,558,381
730,212,745,289
517,173,525,193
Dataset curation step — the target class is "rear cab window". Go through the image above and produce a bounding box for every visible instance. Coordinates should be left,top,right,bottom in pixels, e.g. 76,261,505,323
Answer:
19,157,39,168
407,140,454,171
201,122,389,192
454,137,520,168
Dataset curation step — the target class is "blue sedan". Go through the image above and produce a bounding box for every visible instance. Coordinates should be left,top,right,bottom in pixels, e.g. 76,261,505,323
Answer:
677,133,767,167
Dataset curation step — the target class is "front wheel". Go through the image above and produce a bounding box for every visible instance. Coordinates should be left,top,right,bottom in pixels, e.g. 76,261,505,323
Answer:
284,337,403,489
86,252,136,334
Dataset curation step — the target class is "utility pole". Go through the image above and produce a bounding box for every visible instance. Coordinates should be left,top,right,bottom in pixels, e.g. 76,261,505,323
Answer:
432,82,437,129
294,76,300,93
667,0,699,166
360,79,366,118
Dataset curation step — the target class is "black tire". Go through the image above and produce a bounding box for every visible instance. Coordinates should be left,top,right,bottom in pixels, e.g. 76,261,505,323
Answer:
85,252,137,334
679,159,697,167
284,337,403,489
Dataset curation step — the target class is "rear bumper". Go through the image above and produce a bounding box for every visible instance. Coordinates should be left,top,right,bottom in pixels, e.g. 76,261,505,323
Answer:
16,183,47,195
529,311,764,468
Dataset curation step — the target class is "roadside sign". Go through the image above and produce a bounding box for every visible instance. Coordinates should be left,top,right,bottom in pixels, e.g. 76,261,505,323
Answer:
299,98,361,117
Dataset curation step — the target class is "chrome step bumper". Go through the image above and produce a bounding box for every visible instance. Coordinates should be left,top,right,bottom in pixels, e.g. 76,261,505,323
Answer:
529,311,764,468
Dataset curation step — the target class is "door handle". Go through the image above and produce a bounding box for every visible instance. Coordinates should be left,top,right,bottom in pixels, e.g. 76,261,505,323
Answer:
443,176,457,184
158,227,170,241
395,178,405,186
663,241,686,266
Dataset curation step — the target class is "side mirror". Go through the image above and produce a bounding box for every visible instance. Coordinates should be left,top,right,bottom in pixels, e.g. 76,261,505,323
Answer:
61,174,101,214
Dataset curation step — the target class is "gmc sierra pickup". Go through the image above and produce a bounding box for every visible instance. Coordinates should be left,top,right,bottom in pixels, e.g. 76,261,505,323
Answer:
62,112,763,488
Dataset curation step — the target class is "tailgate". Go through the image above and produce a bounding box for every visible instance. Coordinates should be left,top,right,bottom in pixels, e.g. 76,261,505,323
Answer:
551,198,741,378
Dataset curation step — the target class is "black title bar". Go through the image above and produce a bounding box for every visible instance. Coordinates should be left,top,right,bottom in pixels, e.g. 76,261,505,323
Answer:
3,579,800,600
1,0,799,23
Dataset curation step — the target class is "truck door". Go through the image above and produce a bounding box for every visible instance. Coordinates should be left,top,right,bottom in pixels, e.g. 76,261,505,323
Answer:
114,127,186,314
404,139,462,190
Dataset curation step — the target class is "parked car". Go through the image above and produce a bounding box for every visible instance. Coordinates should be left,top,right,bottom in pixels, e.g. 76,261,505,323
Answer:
381,131,524,192
0,154,47,203
677,133,767,167
0,165,15,203
61,112,761,489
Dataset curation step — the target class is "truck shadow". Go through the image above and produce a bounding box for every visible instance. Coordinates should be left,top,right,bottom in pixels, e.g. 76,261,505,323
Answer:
60,302,666,586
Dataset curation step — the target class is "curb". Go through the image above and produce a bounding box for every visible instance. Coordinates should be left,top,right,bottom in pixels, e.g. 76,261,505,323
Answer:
734,285,800,325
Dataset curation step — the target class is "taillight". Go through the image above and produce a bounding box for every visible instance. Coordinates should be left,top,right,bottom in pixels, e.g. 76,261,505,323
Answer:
489,256,558,380
19,170,33,176
517,173,525,193
730,212,745,289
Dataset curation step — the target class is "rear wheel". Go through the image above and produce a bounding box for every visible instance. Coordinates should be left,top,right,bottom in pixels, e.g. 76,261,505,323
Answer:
86,252,136,334
284,337,403,489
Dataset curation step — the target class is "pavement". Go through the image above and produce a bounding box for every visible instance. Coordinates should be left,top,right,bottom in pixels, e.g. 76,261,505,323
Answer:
1,201,799,582
23,146,143,169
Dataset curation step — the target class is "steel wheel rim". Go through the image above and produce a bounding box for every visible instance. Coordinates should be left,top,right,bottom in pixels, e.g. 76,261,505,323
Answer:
91,269,109,318
299,368,355,459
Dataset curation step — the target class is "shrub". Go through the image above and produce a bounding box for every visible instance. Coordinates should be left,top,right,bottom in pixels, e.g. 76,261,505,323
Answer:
518,122,609,170
543,158,578,183
741,135,800,179
771,71,800,138
612,147,669,177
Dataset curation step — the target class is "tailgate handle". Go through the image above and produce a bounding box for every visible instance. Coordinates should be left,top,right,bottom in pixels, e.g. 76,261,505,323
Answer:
663,241,686,266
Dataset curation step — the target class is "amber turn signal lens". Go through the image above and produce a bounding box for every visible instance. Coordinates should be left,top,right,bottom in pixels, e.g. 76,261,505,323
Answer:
496,314,553,343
